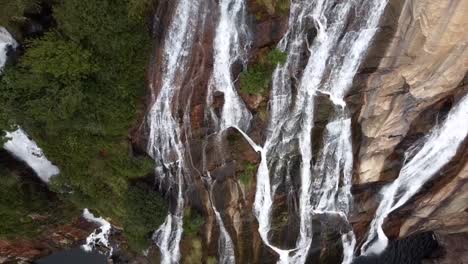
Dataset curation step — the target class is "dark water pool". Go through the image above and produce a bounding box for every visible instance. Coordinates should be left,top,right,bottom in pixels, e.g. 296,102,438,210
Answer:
35,248,106,264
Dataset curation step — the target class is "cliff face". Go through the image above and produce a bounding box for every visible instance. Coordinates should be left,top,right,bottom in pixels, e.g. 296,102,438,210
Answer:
350,0,468,261
356,0,468,184
2,0,467,263
131,0,468,263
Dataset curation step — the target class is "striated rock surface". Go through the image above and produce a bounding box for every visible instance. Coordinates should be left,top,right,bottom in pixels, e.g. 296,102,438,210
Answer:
350,0,468,262
133,0,468,262
2,0,467,263
356,0,468,184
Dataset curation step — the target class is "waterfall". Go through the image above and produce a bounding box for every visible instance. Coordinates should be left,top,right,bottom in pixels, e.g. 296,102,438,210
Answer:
361,93,468,256
252,1,388,263
205,0,251,262
207,0,251,131
0,27,17,71
146,1,201,263
82,209,113,256
3,129,60,182
209,179,236,264
1,28,60,182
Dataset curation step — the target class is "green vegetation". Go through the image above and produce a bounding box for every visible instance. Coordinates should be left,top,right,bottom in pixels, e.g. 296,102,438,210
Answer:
181,208,205,263
183,208,204,236
240,48,287,95
0,0,41,35
239,162,257,187
128,0,155,21
0,166,75,239
0,0,166,250
183,238,203,263
123,183,168,251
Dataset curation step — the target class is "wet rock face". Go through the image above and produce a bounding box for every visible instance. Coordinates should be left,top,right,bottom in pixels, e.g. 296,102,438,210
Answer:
129,0,290,262
127,0,468,262
352,232,439,264
423,233,468,264
348,0,468,262
355,0,468,184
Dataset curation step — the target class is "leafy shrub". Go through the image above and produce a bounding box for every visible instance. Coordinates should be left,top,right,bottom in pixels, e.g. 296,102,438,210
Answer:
123,183,167,251
239,162,257,187
0,0,41,35
183,208,204,236
0,165,75,239
240,48,287,95
267,48,287,65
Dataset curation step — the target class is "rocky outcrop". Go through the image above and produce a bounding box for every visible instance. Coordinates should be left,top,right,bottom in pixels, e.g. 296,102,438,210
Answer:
0,218,95,264
132,0,468,262
349,0,468,262
356,0,468,184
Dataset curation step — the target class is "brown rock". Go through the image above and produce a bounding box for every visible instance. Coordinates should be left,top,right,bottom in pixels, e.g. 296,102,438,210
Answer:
253,17,289,49
0,217,96,263
356,0,468,184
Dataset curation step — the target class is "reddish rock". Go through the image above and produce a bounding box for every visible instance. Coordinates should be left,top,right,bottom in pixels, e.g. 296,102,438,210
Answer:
191,104,205,130
0,217,96,263
253,17,289,49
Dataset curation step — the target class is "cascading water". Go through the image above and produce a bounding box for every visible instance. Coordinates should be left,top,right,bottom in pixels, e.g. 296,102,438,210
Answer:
146,1,201,263
82,209,113,255
207,0,251,131
1,28,60,182
209,179,236,264
251,0,388,263
3,129,60,182
0,27,17,71
205,0,251,262
360,93,468,256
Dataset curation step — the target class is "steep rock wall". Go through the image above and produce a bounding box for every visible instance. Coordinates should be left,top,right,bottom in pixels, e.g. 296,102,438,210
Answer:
350,0,468,262
356,0,468,184
132,0,468,263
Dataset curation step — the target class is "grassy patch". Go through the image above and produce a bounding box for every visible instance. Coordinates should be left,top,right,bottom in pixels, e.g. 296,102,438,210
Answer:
239,162,257,187
183,238,203,263
240,48,287,95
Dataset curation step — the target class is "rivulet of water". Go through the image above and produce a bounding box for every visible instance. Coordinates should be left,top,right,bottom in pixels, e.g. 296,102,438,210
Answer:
205,0,251,262
0,27,17,71
207,0,251,131
251,1,388,263
361,93,468,256
146,1,202,263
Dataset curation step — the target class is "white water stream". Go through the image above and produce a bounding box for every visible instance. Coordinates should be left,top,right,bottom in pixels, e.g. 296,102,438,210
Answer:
3,129,60,182
209,179,236,264
1,27,59,183
207,0,251,131
205,0,251,262
0,27,17,71
82,209,113,256
143,0,388,261
146,1,201,263
361,93,468,256
251,1,388,263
